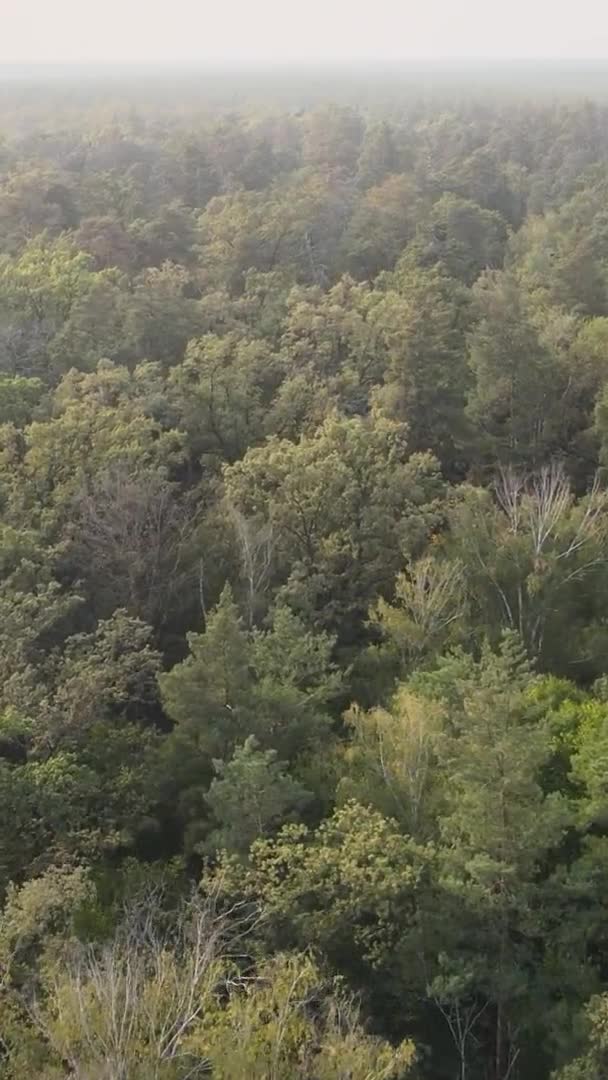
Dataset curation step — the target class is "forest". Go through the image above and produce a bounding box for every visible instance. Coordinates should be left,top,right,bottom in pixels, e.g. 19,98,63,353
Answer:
3,69,608,1079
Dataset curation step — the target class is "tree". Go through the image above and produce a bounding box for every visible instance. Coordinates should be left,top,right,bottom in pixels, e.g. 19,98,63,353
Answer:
0,734,157,893
124,261,204,364
466,271,570,468
168,332,282,463
44,609,162,750
198,952,416,1080
342,174,423,279
0,359,184,544
371,554,465,667
356,121,400,188
406,194,508,285
569,696,608,827
446,465,608,670
370,265,471,472
2,884,416,1080
159,584,251,762
0,235,125,381
339,688,444,838
70,463,199,627
0,166,79,254
160,591,342,762
72,214,137,271
0,375,44,427
218,801,432,1031
11,889,236,1080
128,200,197,269
0,607,163,890
510,179,608,316
431,636,570,1080
552,994,608,1079
0,580,81,720
227,502,275,628
302,105,364,173
224,412,444,643
157,588,340,852
205,737,310,856
280,275,389,413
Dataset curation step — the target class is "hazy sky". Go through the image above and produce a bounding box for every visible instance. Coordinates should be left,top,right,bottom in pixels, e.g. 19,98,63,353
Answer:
3,0,608,64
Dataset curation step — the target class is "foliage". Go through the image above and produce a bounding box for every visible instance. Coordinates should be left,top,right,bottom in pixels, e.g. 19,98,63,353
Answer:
3,74,608,1080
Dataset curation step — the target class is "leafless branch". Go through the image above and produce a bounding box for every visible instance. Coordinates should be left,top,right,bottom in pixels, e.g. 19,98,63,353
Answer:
73,462,200,627
226,499,275,628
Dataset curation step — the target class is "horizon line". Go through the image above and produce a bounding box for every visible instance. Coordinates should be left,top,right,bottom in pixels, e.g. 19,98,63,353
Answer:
2,56,608,69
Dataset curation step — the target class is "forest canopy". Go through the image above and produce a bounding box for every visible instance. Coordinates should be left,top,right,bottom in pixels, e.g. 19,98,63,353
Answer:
2,69,608,1079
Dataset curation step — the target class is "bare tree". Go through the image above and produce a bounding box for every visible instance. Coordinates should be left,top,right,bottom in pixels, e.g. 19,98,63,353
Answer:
430,991,487,1080
396,556,465,645
374,555,465,662
465,462,608,655
30,889,255,1080
494,463,606,563
226,500,275,628
73,463,200,627
12,882,415,1080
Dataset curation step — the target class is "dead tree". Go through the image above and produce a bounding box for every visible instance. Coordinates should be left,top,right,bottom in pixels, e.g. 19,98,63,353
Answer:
74,463,199,628
226,500,275,628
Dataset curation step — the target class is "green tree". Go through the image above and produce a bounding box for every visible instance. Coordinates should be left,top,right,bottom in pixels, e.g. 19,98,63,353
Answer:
302,105,364,173
280,275,389,414
407,194,508,285
124,261,205,363
159,584,251,761
0,360,184,545
356,120,400,188
218,801,432,1031
431,636,570,1079
553,994,608,1080
0,375,44,426
224,411,444,643
0,166,79,254
339,687,444,837
371,554,465,669
198,952,416,1080
205,736,311,856
157,591,340,851
466,271,569,467
342,173,423,279
371,265,471,471
168,332,282,463
0,236,121,380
